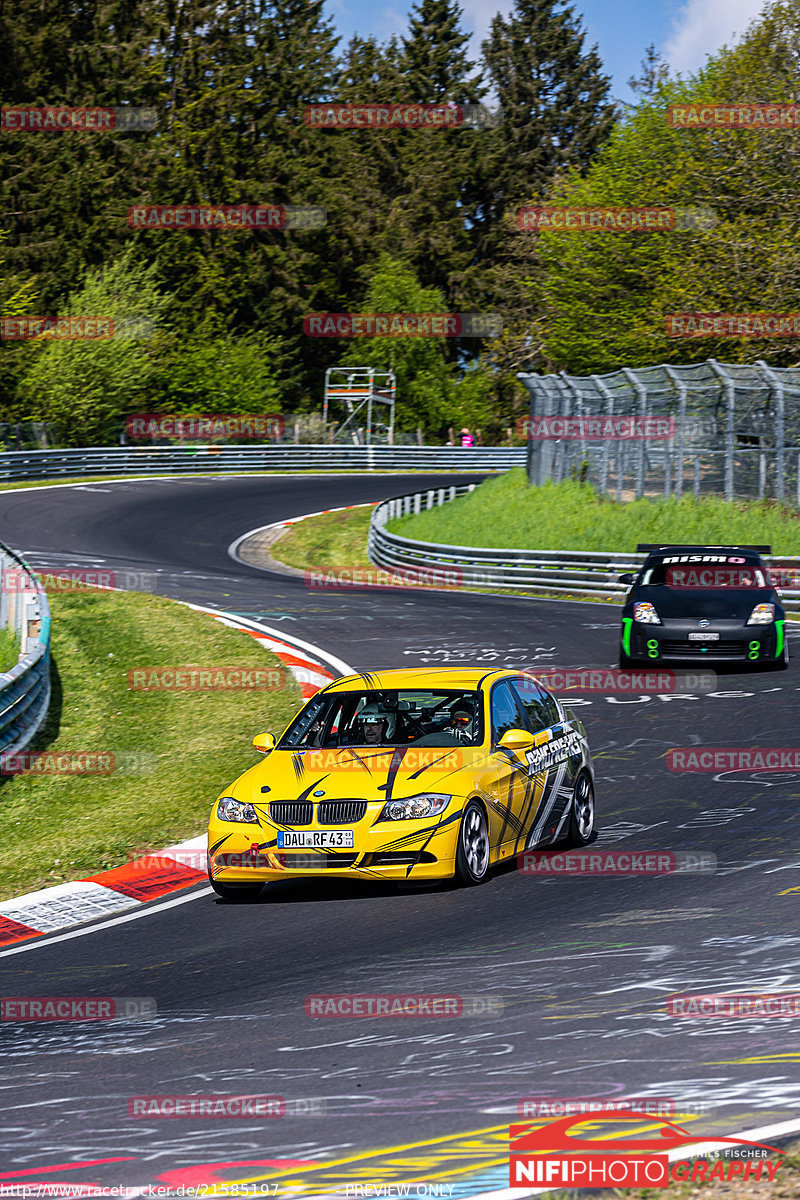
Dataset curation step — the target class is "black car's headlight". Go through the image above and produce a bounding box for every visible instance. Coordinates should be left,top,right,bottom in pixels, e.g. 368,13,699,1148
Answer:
633,601,661,624
217,797,258,823
747,603,775,625
379,793,451,820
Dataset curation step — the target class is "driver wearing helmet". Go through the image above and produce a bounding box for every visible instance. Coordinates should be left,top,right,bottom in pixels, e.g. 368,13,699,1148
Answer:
449,697,475,742
357,702,396,745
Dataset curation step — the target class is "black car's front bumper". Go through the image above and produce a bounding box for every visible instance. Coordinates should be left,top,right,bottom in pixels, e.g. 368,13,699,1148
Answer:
622,617,786,665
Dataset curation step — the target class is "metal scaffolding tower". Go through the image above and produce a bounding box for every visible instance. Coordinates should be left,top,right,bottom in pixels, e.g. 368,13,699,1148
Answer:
323,367,396,445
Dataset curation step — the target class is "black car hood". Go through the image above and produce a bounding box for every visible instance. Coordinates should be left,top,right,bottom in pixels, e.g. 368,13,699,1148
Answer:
633,585,774,621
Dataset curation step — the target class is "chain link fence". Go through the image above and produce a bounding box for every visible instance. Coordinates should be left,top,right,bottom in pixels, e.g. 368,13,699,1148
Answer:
518,359,800,504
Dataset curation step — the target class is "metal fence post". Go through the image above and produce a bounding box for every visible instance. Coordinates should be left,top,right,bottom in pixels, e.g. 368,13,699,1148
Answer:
709,360,735,501
622,367,647,499
664,366,686,500
591,375,613,494
757,360,785,503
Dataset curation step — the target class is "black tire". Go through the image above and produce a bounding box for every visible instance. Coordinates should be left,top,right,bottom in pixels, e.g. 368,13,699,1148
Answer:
764,644,789,671
454,799,491,886
562,771,595,848
208,876,264,901
618,649,641,669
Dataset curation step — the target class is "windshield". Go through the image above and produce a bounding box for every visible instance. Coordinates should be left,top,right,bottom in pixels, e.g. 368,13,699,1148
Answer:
279,689,485,749
642,558,767,589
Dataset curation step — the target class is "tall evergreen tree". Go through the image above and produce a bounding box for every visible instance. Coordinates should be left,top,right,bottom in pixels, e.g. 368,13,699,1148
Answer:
0,0,163,307
458,0,618,373
481,0,616,207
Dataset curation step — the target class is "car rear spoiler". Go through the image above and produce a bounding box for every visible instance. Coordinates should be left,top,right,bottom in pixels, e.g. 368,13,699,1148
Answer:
636,543,772,554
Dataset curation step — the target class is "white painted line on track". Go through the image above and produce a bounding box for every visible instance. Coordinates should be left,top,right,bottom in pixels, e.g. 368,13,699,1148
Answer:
188,607,355,677
0,886,213,958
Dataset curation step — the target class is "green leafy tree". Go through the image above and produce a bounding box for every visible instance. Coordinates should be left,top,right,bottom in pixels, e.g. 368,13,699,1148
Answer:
0,230,38,415
20,250,170,445
148,332,281,416
536,0,800,372
336,254,502,438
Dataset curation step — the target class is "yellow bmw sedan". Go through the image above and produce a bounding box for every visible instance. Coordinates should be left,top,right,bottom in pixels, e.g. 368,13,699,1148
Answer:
207,667,595,899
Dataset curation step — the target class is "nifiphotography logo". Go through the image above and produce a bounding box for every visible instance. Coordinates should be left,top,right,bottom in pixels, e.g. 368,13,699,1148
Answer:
508,1113,783,1188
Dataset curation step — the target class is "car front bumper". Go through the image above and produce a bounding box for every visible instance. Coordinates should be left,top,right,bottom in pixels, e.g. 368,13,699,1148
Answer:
622,617,785,664
207,807,463,883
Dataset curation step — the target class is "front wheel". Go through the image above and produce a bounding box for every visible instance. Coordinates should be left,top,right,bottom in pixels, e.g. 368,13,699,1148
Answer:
618,648,642,669
454,799,491,886
562,771,595,848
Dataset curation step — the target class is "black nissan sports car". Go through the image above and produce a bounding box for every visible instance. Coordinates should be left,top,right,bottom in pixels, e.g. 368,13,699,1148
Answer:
618,544,788,670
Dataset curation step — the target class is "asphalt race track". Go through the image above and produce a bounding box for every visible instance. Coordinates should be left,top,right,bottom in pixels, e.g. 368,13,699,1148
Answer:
2,473,800,1196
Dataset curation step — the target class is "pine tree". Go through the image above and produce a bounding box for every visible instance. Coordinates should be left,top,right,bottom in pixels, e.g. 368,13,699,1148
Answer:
478,0,617,218
627,44,670,97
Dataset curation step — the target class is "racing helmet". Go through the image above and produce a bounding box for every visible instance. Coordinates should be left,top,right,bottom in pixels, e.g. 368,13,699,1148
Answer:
357,702,396,739
450,697,475,738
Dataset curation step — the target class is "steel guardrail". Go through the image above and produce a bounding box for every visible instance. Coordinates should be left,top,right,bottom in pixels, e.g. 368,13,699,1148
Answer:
0,545,51,759
368,485,800,611
0,445,525,481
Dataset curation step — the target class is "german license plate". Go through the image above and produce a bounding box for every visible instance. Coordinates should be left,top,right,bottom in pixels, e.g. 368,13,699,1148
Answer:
277,830,354,849
688,632,719,641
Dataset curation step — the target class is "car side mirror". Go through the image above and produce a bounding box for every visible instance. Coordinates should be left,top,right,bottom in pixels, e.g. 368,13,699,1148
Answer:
618,572,635,585
498,728,536,752
253,733,275,754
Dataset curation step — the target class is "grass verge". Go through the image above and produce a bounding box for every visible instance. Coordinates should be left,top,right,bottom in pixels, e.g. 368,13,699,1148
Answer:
0,590,301,901
270,504,374,571
390,470,800,554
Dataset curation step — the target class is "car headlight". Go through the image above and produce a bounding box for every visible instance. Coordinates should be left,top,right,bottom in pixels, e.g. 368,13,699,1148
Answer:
633,601,661,624
217,796,258,823
747,603,775,625
379,793,451,821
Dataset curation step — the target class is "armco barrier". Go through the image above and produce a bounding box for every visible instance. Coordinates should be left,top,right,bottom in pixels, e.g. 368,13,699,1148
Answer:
0,445,525,481
0,546,50,757
368,485,800,611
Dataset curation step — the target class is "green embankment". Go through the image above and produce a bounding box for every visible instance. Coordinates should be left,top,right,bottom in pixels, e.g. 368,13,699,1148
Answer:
390,471,800,553
0,590,301,900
